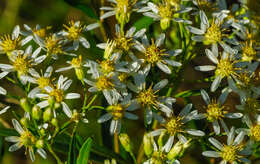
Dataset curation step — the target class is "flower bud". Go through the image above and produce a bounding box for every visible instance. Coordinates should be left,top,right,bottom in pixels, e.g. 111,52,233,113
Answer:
54,102,61,109
167,141,183,160
20,98,31,112
75,68,85,81
119,133,132,153
48,96,55,108
158,131,166,148
32,105,42,120
160,18,170,30
43,108,53,122
51,118,58,127
20,117,29,128
143,133,153,156
36,139,44,148
40,128,46,136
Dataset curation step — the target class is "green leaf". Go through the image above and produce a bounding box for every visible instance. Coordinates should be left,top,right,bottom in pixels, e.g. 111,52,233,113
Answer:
77,138,93,164
63,0,98,20
68,127,78,164
174,90,201,98
133,16,154,31
0,127,18,137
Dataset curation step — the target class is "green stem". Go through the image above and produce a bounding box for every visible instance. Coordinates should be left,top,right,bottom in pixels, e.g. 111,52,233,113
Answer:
130,152,137,164
47,143,63,164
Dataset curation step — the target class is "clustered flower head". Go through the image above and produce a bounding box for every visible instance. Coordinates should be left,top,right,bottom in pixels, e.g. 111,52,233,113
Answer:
0,0,259,163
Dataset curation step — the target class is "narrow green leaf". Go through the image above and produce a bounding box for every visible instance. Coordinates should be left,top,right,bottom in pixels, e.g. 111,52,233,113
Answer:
68,127,78,164
174,90,201,98
0,127,18,137
133,16,154,31
77,138,93,164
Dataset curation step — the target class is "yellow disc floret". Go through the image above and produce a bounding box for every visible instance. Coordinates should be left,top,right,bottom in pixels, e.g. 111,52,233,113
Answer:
50,89,64,103
71,55,82,69
63,21,83,41
165,116,184,136
137,85,158,107
145,40,166,64
250,125,260,142
205,20,222,44
12,54,31,75
96,76,114,91
99,59,115,75
108,104,125,120
242,41,257,62
37,77,51,90
0,35,21,53
205,100,227,122
220,145,242,163
215,58,237,78
45,35,63,55
20,131,36,147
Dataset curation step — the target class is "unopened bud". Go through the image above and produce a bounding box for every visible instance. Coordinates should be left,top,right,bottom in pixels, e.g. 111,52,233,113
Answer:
75,68,84,81
20,117,29,128
36,139,44,148
40,128,46,136
48,96,55,108
32,105,42,120
51,118,58,127
43,108,53,122
160,18,170,30
20,98,31,112
167,141,183,160
119,133,132,153
143,133,153,156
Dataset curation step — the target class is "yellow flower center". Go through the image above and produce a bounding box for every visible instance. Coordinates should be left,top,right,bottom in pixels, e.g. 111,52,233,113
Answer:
158,4,173,19
250,125,260,142
115,0,135,24
108,104,125,120
13,54,31,75
165,116,184,136
0,35,21,53
244,98,260,113
63,21,83,40
96,76,114,90
71,55,82,68
242,41,256,62
33,26,51,38
205,100,227,122
145,41,165,64
215,58,236,78
45,35,63,55
221,145,241,162
115,36,133,52
137,86,158,107
20,131,36,146
50,89,64,103
100,59,115,75
37,77,51,90
118,73,128,82
205,21,222,44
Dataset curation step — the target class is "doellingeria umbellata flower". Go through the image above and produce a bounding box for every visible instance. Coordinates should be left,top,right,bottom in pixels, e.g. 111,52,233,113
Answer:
140,2,192,30
239,115,260,142
195,49,240,92
196,89,243,134
22,24,51,43
98,94,138,135
5,119,47,162
36,75,80,118
202,127,251,164
26,66,54,98
0,47,46,84
238,40,259,63
61,20,99,50
127,71,175,124
56,55,85,81
134,33,182,74
191,0,217,15
235,95,260,118
100,0,146,26
187,11,237,54
150,104,205,153
97,24,146,56
0,26,31,56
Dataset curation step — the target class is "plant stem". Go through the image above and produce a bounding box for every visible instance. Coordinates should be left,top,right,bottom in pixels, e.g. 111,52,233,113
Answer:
130,152,137,164
47,143,63,164
136,143,144,164
114,133,120,153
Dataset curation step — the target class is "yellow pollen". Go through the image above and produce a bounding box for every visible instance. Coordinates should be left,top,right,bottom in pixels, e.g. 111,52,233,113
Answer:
20,131,36,146
37,77,51,89
205,100,227,122
96,76,114,90
215,58,236,78
115,36,133,51
205,20,222,44
220,145,241,162
145,40,165,64
242,41,257,62
0,35,21,53
165,116,184,136
99,59,115,75
63,21,83,41
250,125,260,142
71,55,82,68
50,89,64,103
137,85,158,107
13,54,31,75
45,35,63,55
108,104,125,120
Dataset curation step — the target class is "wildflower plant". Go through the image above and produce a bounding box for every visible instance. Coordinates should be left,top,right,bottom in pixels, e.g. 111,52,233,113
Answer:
0,0,259,164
